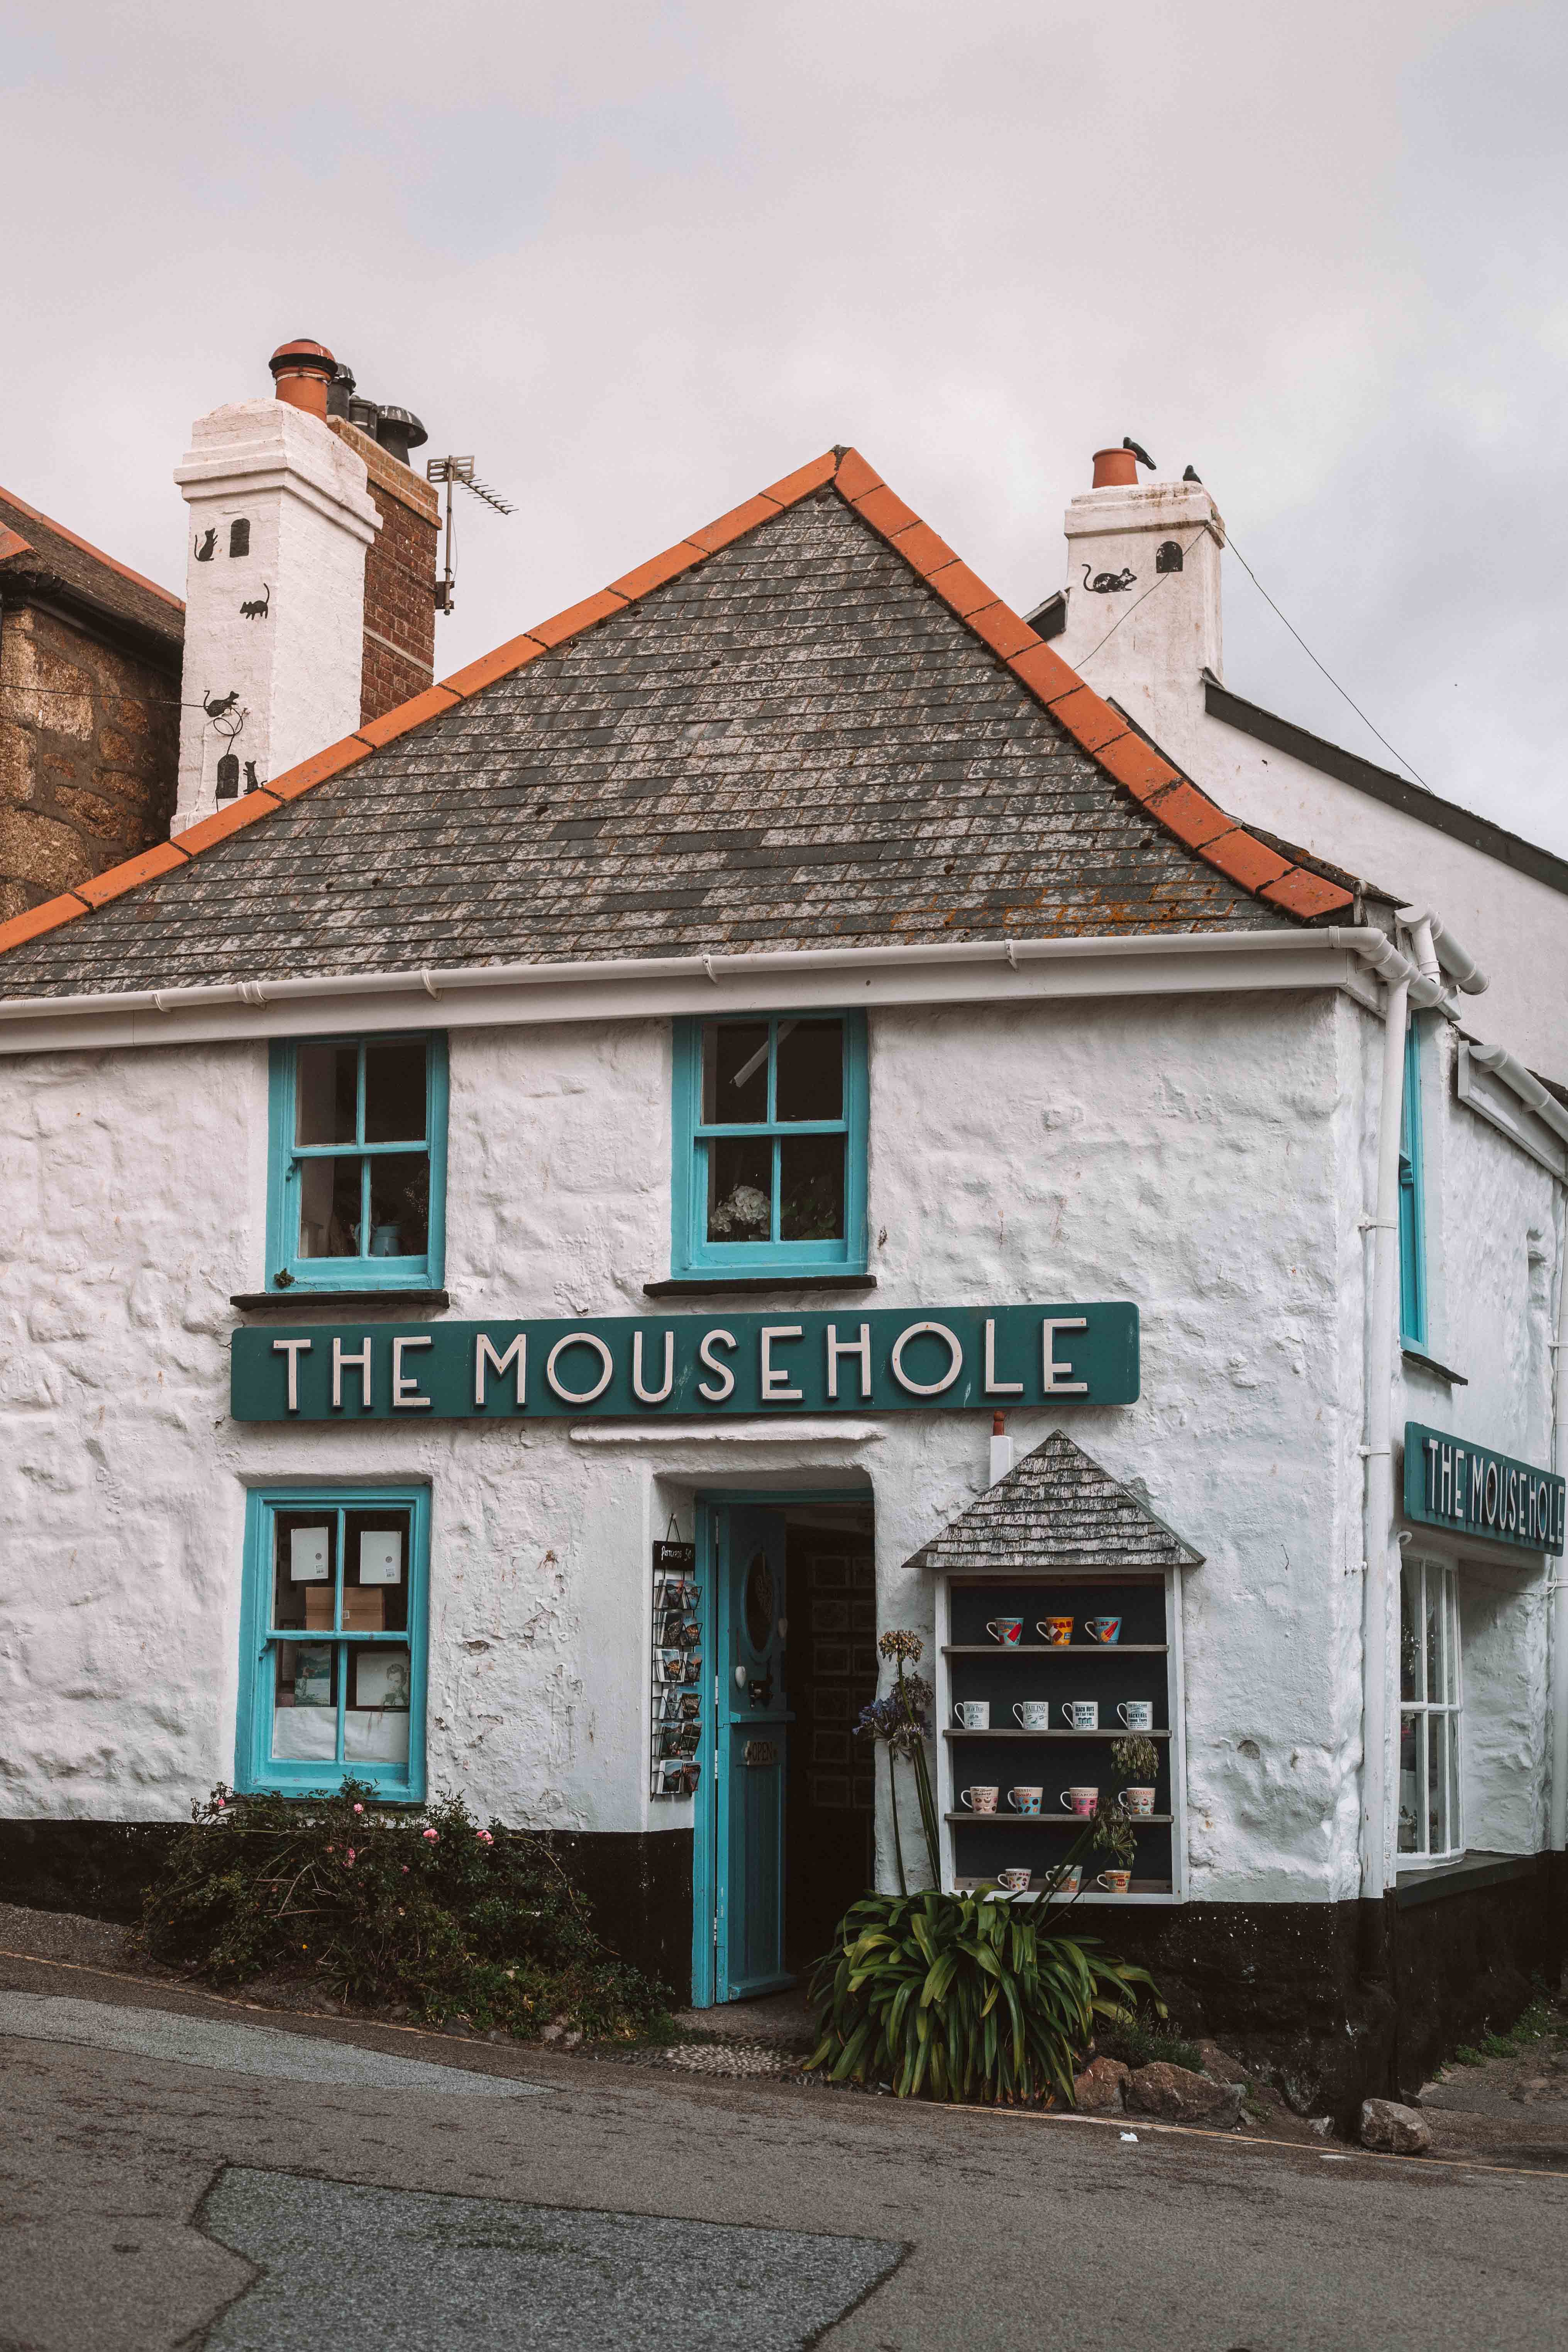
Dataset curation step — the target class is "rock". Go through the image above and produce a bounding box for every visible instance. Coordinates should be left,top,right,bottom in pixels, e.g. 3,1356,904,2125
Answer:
1360,2099,1432,2155
1124,2061,1244,2128
540,2022,565,2043
1307,2116,1334,2138
1194,2038,1251,2084
1073,2057,1130,2112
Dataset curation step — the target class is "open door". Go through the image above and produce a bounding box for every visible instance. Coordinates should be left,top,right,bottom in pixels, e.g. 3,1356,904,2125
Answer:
713,1505,792,2000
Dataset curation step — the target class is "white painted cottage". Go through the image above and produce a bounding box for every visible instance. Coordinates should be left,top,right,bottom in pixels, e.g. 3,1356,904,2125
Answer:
1,363,1563,2112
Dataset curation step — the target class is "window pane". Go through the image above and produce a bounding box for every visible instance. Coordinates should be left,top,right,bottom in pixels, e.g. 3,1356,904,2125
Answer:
367,1153,429,1258
271,1640,338,1761
703,1021,769,1124
707,1136,772,1241
273,1513,337,1632
1428,1712,1449,1855
298,1155,362,1257
1443,1574,1458,1703
344,1512,410,1635
1448,1709,1461,1850
297,1044,358,1145
1426,1575,1442,1715
364,1040,428,1144
776,1018,843,1121
1398,1714,1419,1852
346,1643,412,1762
1399,1562,1418,1702
779,1133,845,1240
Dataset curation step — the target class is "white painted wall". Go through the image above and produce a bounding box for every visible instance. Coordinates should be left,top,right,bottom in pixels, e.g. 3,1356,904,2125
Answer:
171,401,379,831
1047,475,1568,1079
0,987,1557,1909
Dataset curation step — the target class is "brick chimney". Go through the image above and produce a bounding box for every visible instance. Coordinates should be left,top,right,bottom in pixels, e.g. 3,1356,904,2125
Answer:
1052,446,1226,752
323,394,440,728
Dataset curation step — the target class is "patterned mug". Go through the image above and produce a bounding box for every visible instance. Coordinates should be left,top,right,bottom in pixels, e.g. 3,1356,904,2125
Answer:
986,1617,1024,1647
1118,1786,1156,1818
1059,1699,1099,1732
1117,1700,1154,1731
1013,1700,1050,1731
1097,1868,1132,1894
1007,1786,1043,1815
960,1786,1000,1813
1085,1615,1122,1645
953,1699,991,1730
1037,1617,1074,1646
1059,1785,1098,1817
996,1867,1032,1895
1046,1863,1082,1896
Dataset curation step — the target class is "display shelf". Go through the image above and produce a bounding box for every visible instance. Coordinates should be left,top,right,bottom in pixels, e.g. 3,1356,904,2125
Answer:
941,1643,1168,1656
955,1878,1174,1899
941,1727,1171,1741
943,1810,1172,1827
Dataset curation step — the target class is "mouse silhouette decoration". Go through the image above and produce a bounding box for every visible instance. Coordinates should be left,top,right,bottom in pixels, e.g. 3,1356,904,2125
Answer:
194,527,217,562
239,582,270,620
1082,563,1136,594
203,689,241,722
243,760,263,792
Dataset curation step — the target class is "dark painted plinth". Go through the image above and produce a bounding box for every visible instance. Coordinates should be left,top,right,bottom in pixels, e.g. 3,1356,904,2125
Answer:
0,1817,696,2010
1390,1852,1563,2098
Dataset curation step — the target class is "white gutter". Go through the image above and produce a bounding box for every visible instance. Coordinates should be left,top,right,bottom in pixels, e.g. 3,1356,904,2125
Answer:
1396,904,1488,997
0,923,1443,1056
1468,1042,1568,1151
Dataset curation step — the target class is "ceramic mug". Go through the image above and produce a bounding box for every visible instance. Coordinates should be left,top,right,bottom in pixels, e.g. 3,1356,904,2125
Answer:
953,1699,991,1730
996,1867,1032,1894
1118,1786,1156,1818
986,1617,1024,1647
1097,1868,1132,1893
1085,1615,1122,1644
960,1786,1000,1814
1046,1863,1082,1896
1007,1786,1043,1815
1013,1700,1050,1731
1059,1785,1098,1817
1037,1616,1074,1646
1058,1699,1099,1732
1117,1700,1154,1731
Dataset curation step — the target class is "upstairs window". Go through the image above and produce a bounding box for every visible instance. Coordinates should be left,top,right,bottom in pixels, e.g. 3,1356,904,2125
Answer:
1399,1016,1428,1347
672,1014,867,1276
267,1034,447,1293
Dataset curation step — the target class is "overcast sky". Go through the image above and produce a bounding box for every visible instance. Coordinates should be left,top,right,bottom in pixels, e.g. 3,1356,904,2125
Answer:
2,1,1563,849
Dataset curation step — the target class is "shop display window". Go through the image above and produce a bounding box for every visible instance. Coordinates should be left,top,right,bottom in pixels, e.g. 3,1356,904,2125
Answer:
1398,1554,1462,1862
265,1033,447,1292
670,1013,867,1276
935,1570,1185,1903
237,1487,428,1797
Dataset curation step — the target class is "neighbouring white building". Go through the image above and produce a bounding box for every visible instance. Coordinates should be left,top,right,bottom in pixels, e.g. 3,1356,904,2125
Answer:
1,377,1564,2116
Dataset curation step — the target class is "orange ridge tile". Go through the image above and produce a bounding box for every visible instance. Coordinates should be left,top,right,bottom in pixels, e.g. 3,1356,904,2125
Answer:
833,449,883,502
1260,867,1355,919
890,520,959,578
1047,685,1129,757
1093,732,1184,802
689,494,783,555
355,684,463,750
609,540,707,602
850,484,921,542
439,635,547,698
1005,641,1081,706
1199,829,1294,891
531,588,628,649
0,890,91,957
75,840,191,908
925,558,1000,621
174,791,283,856
1142,780,1233,852
269,737,376,802
760,451,838,506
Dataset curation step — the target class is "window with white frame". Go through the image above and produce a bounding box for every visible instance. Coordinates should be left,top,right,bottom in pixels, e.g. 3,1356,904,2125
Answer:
1399,1554,1462,1861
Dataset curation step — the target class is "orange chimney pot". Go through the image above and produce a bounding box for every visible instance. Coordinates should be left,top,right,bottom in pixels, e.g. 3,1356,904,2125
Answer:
268,337,337,420
1090,446,1140,489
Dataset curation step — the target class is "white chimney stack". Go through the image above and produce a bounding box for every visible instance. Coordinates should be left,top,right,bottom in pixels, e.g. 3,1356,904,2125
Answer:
1053,444,1225,764
171,338,380,833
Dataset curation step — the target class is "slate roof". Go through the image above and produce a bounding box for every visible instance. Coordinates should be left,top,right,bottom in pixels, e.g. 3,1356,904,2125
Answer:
0,447,1354,997
908,1431,1204,1574
0,484,184,662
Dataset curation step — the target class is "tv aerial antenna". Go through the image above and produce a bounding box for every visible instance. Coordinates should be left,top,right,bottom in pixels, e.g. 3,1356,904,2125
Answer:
425,456,516,615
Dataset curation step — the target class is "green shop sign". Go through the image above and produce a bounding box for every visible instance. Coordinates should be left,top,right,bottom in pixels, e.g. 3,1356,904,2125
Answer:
1403,1421,1565,1556
232,1302,1139,1424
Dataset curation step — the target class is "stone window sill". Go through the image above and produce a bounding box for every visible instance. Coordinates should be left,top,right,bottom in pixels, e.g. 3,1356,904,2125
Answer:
1402,1344,1468,1387
643,1275,878,1299
1394,1850,1541,1907
230,1290,451,1314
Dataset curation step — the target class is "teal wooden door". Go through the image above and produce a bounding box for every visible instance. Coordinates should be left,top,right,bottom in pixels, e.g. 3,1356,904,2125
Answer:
715,1506,792,2000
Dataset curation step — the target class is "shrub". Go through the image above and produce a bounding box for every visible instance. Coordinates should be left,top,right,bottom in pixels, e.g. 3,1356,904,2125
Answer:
141,1783,671,2042
805,1887,1163,2104
1094,2008,1202,2075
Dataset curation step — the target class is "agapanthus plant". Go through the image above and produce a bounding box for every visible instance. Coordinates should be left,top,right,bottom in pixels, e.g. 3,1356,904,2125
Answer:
855,1630,940,1891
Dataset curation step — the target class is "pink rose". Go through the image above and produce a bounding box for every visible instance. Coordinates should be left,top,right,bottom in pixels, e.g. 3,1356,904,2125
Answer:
401,1865,408,1874
353,1803,364,1815
345,1849,356,1863
476,1829,493,1846
422,1829,439,1842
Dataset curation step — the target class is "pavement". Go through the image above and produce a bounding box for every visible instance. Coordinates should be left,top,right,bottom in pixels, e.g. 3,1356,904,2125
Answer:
4,1938,1568,2351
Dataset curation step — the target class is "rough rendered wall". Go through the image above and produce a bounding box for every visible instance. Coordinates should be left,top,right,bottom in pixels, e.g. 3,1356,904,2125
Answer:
0,606,178,921
0,989,1378,1910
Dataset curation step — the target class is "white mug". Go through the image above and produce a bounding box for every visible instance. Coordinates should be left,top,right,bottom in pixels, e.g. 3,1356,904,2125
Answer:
1059,1700,1099,1732
1117,1701,1154,1731
953,1700,991,1730
1013,1700,1050,1731
1117,1785,1156,1818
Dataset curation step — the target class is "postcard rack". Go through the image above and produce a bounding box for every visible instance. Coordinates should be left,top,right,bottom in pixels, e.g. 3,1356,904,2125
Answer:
650,1538,703,1800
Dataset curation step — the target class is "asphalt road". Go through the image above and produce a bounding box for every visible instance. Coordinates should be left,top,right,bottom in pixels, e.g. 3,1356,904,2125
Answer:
3,1951,1565,2352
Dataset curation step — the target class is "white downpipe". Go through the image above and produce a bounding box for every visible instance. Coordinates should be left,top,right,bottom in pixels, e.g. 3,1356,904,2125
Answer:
1551,1207,1568,1850
1360,963,1412,1901
1396,904,1488,997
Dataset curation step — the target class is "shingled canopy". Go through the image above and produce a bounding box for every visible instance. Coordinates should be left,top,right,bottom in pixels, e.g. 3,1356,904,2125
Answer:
0,444,1355,996
908,1431,1203,1575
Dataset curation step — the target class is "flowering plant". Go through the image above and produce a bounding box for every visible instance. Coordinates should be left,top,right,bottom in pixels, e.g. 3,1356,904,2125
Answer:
855,1630,940,1891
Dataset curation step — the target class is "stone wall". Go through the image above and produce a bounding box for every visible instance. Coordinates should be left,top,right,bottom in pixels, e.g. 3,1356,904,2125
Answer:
0,603,178,923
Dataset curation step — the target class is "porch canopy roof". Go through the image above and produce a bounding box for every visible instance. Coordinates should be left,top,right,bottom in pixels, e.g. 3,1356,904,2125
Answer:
908,1430,1203,1575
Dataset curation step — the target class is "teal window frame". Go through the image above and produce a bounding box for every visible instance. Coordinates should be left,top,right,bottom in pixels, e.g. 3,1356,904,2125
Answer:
266,1033,448,1293
671,1012,868,1277
235,1483,429,1800
1399,1014,1428,1348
